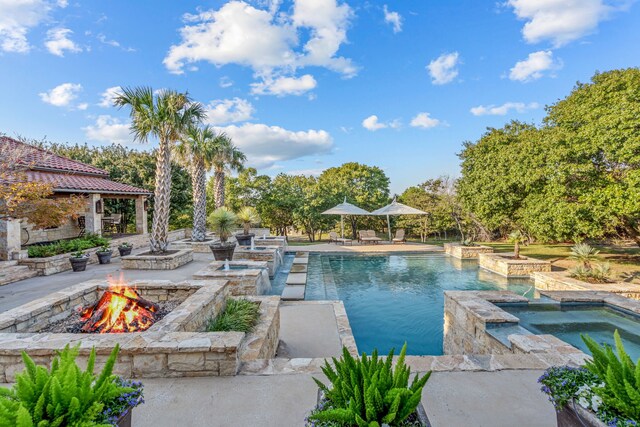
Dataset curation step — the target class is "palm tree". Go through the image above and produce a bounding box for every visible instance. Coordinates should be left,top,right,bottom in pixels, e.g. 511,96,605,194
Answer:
212,136,246,208
114,87,205,253
507,230,527,259
175,125,222,242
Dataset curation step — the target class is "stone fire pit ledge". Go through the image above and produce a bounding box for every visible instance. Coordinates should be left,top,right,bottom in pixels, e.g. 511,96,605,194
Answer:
121,249,193,270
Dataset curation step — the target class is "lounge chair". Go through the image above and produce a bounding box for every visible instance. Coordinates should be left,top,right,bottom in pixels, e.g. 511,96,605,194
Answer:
392,229,406,244
359,230,381,244
329,231,352,245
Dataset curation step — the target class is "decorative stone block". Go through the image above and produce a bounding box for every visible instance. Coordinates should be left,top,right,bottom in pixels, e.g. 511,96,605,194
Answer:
170,238,220,253
121,249,193,270
192,261,271,295
444,243,494,259
533,271,640,300
478,253,551,277
233,246,280,278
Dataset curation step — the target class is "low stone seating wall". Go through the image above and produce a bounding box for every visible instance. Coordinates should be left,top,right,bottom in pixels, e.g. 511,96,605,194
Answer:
19,229,188,276
282,252,308,301
533,271,640,300
121,249,193,270
443,243,494,259
478,253,551,277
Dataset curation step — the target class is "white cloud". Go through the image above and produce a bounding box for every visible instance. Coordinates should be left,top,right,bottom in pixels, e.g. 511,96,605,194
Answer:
45,27,81,56
383,5,402,33
39,83,83,108
164,0,357,78
410,112,441,129
509,50,561,82
83,115,132,145
507,0,623,47
97,33,135,52
362,115,387,131
219,76,234,88
0,0,65,53
470,102,540,116
203,98,254,125
213,122,333,168
427,52,460,85
98,86,122,108
251,74,317,96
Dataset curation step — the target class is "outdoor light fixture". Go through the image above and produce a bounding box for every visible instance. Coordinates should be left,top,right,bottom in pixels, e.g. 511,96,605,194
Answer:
95,199,103,214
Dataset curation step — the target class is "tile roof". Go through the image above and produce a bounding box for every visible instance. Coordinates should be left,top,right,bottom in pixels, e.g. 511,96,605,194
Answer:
1,136,151,196
24,171,151,195
0,136,109,176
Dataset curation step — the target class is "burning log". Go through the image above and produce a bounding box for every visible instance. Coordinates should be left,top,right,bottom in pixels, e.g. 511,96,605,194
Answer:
81,286,159,333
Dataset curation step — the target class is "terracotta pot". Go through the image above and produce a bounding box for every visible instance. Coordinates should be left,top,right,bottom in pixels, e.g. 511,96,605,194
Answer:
118,246,132,256
209,242,236,261
69,257,88,272
235,233,255,246
557,402,605,427
97,251,112,264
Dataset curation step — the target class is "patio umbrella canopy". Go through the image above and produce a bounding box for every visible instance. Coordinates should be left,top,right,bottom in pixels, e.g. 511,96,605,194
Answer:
321,198,370,238
371,197,427,241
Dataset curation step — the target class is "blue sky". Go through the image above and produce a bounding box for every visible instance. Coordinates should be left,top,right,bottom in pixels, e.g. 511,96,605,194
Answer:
1,0,638,193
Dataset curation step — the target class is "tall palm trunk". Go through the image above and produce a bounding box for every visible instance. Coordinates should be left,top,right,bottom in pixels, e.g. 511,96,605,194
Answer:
191,158,207,242
214,170,225,208
150,138,172,252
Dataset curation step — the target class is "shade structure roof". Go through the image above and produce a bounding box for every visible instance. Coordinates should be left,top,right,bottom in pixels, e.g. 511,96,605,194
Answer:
321,199,370,216
370,198,426,216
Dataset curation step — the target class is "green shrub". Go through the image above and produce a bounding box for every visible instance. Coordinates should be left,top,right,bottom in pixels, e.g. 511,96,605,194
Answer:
208,208,238,243
308,343,430,427
27,234,110,258
206,299,260,333
569,262,611,283
570,243,600,269
0,344,136,427
583,330,640,422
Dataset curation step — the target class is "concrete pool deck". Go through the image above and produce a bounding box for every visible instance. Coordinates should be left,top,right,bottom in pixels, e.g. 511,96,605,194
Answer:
130,369,554,427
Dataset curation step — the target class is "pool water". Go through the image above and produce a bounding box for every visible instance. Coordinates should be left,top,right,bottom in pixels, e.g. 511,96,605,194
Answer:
501,304,640,360
303,253,533,356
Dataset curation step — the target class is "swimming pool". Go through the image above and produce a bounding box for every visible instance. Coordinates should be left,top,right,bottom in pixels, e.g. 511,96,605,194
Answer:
299,253,533,355
501,303,640,360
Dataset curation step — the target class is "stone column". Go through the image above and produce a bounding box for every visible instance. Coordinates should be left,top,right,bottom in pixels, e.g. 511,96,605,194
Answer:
0,219,21,260
84,194,102,235
135,195,148,235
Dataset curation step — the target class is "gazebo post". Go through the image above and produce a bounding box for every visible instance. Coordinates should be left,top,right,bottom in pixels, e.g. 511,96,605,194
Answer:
386,214,391,242
85,194,103,235
135,195,148,235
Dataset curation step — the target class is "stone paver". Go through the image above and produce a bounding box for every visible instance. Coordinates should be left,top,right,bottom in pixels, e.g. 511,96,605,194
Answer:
286,273,307,285
281,285,305,301
277,303,343,358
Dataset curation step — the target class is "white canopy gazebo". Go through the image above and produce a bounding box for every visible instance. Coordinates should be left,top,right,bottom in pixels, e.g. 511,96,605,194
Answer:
321,198,370,238
370,197,427,241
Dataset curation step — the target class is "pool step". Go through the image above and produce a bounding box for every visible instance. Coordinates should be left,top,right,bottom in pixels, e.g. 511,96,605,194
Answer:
281,255,309,301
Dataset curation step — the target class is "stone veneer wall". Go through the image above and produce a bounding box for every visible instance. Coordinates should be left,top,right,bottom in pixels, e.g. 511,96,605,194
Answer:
478,253,551,277
192,261,271,296
121,248,193,270
170,238,220,253
233,246,281,278
444,243,494,259
19,229,188,276
0,279,282,380
533,272,640,300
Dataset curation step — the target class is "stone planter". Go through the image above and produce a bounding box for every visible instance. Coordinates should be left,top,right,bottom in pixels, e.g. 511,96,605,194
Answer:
69,256,89,272
443,243,494,259
235,233,255,246
96,251,112,264
557,402,605,427
116,407,133,427
210,243,236,261
121,249,193,270
118,246,133,257
314,390,431,426
478,253,551,278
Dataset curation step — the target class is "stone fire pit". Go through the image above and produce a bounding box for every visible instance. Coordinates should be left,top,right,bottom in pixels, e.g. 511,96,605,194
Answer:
121,249,193,270
233,246,281,278
192,261,271,296
0,279,280,381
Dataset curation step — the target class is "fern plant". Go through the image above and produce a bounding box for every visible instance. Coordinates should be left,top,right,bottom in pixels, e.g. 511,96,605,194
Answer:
582,330,640,421
0,344,133,427
308,344,430,427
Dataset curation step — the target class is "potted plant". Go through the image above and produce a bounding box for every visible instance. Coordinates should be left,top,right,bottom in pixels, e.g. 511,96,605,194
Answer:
208,207,238,261
235,206,260,246
0,344,144,427
307,343,432,426
96,243,112,264
69,250,89,272
118,241,133,257
539,331,640,427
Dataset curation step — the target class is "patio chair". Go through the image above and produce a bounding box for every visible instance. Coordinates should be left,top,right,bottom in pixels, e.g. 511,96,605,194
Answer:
366,230,382,244
330,231,352,245
359,230,380,245
392,229,406,244
111,214,122,233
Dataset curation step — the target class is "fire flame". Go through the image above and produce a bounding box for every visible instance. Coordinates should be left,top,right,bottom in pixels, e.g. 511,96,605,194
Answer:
80,275,158,333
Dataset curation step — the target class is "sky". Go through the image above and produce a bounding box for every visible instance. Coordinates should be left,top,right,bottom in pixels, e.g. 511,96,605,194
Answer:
1,0,639,193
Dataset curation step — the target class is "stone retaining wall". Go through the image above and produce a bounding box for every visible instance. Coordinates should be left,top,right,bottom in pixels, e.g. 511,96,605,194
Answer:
239,296,280,362
19,229,188,275
192,261,271,295
170,238,219,253
121,249,193,270
533,271,640,300
233,246,281,278
478,253,551,277
444,243,494,259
